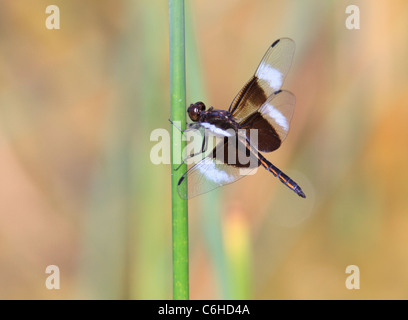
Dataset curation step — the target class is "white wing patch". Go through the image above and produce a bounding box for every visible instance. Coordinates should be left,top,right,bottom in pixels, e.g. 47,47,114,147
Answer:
257,64,283,91
198,158,235,184
201,122,234,137
260,103,289,131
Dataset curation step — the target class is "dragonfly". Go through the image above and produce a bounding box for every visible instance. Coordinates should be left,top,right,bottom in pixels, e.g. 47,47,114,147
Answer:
172,38,305,200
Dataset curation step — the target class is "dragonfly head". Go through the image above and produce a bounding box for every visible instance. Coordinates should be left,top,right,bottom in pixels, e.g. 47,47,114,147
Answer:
188,101,206,122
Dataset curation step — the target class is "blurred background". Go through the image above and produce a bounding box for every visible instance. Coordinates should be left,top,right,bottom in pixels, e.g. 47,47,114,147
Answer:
0,0,407,299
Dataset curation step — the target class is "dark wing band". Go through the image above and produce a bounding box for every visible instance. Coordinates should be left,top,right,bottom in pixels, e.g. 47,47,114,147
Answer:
238,90,295,153
229,38,295,122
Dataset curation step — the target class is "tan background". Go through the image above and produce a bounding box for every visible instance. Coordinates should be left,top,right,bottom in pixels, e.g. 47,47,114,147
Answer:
0,0,407,299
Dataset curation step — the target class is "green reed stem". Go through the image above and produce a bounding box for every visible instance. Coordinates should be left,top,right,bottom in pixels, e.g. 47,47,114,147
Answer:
169,0,189,300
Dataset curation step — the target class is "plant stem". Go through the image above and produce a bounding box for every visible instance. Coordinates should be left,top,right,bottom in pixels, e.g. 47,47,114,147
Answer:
169,0,189,300
184,5,230,299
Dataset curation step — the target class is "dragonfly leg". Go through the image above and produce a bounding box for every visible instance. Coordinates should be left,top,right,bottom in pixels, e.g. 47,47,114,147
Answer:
168,119,200,134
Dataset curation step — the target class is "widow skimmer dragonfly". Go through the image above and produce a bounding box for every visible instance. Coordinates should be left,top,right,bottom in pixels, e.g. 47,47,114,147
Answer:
173,38,305,199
